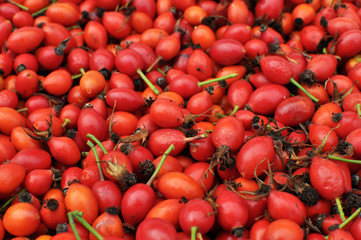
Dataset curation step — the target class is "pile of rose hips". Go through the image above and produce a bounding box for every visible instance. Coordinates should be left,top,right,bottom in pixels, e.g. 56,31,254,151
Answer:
1,0,361,239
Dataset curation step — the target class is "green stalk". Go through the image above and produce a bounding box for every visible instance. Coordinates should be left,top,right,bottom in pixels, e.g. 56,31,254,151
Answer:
185,133,209,143
72,73,83,80
146,144,175,186
31,0,55,17
61,118,71,128
335,197,346,222
87,140,105,181
68,212,81,240
137,68,160,95
71,67,86,79
71,211,104,240
327,155,361,164
289,78,319,103
87,134,108,154
191,226,198,240
325,207,361,240
216,113,227,118
16,107,28,113
7,0,29,11
31,5,50,17
0,188,26,212
355,103,361,118
146,56,162,72
67,25,81,30
198,73,238,87
157,68,167,77
229,105,240,116
339,207,361,229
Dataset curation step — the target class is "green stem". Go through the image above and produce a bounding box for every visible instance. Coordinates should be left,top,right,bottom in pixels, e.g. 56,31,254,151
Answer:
137,68,160,95
339,207,361,229
68,212,81,240
185,133,208,143
71,211,104,240
16,107,28,112
72,73,83,80
7,0,29,11
289,78,319,103
216,113,227,118
335,197,346,222
146,144,175,186
31,0,56,16
72,67,85,79
31,5,50,17
191,226,198,240
229,105,240,116
61,118,71,128
325,207,361,240
198,73,238,87
87,134,108,154
87,140,105,181
157,68,167,77
0,188,26,212
67,25,81,30
146,56,162,73
327,155,361,164
355,103,361,118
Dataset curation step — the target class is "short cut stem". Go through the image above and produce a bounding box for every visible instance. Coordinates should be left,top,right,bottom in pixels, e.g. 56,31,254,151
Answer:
146,144,175,186
87,134,108,154
327,155,361,164
71,211,104,240
289,78,319,103
229,105,240,116
340,207,361,229
67,212,81,240
335,197,346,222
198,73,238,87
355,103,361,118
0,188,26,212
87,140,105,181
7,0,29,11
191,226,198,240
137,68,160,95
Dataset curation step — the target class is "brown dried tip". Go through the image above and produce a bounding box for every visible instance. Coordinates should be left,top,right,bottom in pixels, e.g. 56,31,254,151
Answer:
18,191,32,203
291,173,319,206
138,159,155,177
334,140,354,156
46,198,59,211
231,226,244,238
344,192,361,215
105,206,120,215
297,185,319,206
118,128,149,145
120,143,135,155
106,161,137,191
299,69,316,85
56,223,68,234
206,145,232,178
